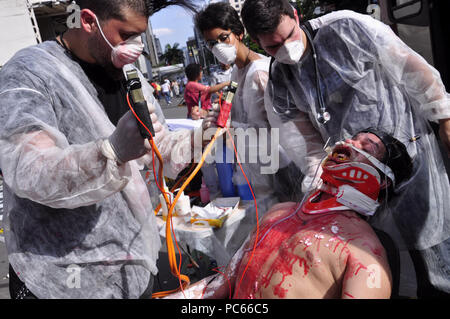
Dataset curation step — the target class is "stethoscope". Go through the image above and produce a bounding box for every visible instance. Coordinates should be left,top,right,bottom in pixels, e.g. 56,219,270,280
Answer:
269,24,330,125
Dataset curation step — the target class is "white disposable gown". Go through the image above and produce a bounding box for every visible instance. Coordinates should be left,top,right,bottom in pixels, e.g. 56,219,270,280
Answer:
0,41,193,298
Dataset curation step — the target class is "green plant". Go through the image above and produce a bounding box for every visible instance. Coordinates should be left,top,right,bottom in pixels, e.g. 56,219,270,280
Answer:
159,43,184,65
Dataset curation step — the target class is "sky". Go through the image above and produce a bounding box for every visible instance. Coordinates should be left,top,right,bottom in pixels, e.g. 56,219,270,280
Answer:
149,4,199,51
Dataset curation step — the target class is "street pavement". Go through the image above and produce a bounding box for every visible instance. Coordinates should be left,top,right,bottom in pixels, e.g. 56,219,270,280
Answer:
156,94,188,118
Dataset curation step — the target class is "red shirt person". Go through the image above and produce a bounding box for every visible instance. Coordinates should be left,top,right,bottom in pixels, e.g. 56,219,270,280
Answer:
183,63,230,119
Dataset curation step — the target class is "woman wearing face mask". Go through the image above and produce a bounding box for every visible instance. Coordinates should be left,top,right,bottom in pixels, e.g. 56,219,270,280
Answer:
195,3,306,218
196,2,270,129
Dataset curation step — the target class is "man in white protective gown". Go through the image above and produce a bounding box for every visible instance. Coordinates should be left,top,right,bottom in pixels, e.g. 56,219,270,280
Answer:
0,0,208,299
240,0,450,297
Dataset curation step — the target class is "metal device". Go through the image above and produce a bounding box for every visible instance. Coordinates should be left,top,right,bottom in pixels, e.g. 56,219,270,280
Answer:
125,70,155,138
217,81,238,128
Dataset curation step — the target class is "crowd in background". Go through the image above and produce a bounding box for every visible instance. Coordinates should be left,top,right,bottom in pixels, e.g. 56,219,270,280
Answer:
150,76,187,105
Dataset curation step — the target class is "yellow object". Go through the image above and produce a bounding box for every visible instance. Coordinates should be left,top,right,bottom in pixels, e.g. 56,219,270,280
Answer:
190,216,226,228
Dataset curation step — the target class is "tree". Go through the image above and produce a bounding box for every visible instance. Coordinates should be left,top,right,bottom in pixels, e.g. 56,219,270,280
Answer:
159,43,184,65
294,0,369,21
243,34,267,56
293,0,320,21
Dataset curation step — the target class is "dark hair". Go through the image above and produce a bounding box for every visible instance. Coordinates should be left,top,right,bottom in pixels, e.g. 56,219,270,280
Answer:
76,0,198,20
241,0,295,41
195,2,244,37
360,128,413,187
185,63,202,81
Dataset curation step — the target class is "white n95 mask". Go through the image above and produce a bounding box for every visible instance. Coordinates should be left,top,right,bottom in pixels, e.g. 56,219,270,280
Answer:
274,40,304,65
95,16,144,69
212,43,237,65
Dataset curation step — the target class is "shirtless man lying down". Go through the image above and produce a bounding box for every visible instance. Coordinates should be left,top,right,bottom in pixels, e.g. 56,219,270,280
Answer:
167,129,413,299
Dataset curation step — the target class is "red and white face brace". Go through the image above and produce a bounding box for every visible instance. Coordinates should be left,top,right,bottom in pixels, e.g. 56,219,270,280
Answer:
302,142,395,217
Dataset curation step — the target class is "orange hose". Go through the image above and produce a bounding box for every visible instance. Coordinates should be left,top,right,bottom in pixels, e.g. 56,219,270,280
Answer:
152,127,223,298
153,163,196,216
126,94,186,296
128,92,256,299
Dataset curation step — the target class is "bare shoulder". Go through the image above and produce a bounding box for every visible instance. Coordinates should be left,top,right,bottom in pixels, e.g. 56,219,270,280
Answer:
336,213,387,258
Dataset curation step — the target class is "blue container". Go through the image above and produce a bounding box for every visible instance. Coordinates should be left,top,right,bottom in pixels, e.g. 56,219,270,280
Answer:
215,144,237,197
236,183,253,200
233,165,253,200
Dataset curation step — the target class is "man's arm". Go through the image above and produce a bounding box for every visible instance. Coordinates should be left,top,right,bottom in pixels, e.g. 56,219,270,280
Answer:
321,13,449,156
0,81,136,209
208,81,231,94
396,48,450,156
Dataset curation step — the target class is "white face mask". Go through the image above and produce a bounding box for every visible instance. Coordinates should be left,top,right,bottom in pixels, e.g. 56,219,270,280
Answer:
212,43,237,65
274,39,304,65
95,16,144,69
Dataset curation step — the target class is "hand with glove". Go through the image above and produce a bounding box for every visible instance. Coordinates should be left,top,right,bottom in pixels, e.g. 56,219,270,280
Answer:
200,103,231,147
203,102,232,130
149,112,166,146
107,110,150,164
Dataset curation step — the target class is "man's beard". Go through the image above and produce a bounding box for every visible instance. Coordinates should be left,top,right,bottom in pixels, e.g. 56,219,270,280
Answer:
87,33,124,80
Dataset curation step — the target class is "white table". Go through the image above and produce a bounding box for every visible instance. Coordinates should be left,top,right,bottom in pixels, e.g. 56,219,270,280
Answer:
155,196,278,267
